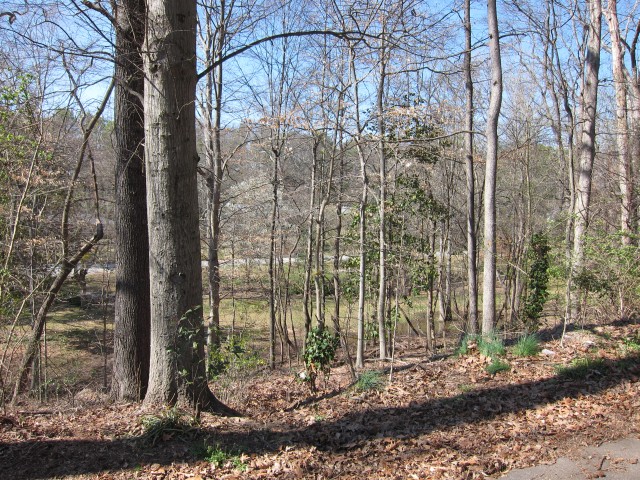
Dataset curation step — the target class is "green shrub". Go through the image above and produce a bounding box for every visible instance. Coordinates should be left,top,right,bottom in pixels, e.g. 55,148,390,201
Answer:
486,358,510,375
208,334,264,380
355,370,385,392
303,326,340,391
523,232,551,327
512,334,541,357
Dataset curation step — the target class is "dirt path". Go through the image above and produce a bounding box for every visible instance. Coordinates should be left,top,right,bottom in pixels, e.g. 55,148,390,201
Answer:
499,437,640,479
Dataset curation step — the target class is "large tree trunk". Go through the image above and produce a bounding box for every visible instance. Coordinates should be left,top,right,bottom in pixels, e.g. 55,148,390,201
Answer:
464,0,478,335
570,0,602,321
111,0,151,402
482,0,503,336
143,0,227,412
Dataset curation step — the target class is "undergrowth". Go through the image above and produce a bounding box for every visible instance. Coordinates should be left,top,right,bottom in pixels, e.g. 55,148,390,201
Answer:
512,334,541,357
197,443,247,471
555,356,607,380
354,370,385,392
139,407,197,446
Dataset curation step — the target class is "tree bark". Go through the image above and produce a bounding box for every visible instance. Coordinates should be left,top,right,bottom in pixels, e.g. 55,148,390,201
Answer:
111,0,151,402
464,0,478,335
377,42,388,360
482,0,503,336
570,0,602,321
349,43,368,369
143,0,228,412
605,0,634,246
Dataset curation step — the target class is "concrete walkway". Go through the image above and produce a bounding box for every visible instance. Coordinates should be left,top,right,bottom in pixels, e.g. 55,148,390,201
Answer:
498,438,640,479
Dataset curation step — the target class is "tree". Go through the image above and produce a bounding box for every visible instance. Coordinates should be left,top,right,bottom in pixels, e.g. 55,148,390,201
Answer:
482,0,504,335
142,0,226,411
12,80,112,400
463,0,478,334
605,0,634,246
570,0,602,322
110,0,151,402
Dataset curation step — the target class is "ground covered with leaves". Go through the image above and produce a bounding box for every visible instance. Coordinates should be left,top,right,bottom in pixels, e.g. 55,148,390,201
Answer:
2,320,640,479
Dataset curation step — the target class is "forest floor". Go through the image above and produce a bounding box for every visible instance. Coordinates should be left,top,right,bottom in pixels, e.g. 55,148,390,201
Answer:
1,318,640,479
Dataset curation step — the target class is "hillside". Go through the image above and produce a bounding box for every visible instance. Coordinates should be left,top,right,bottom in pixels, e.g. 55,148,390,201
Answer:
2,320,639,479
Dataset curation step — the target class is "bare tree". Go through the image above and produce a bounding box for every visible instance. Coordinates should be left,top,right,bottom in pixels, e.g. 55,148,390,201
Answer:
142,0,228,412
13,79,112,400
570,0,602,322
482,0,504,335
110,0,151,402
605,0,634,246
463,0,478,334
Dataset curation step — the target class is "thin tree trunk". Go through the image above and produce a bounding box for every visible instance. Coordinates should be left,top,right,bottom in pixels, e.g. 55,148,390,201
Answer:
605,0,634,246
482,0,503,336
13,80,113,401
302,141,318,337
204,8,225,348
268,152,279,369
570,0,602,322
350,44,368,369
464,0,478,335
377,43,388,360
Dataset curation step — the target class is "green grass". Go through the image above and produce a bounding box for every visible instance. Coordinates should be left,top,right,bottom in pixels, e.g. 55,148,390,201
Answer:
622,334,640,352
554,356,607,380
457,334,506,358
354,370,385,392
512,334,541,357
486,358,510,375
478,335,506,357
198,443,247,471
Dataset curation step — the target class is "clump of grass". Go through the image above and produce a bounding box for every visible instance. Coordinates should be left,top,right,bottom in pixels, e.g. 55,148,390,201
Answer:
355,370,385,392
512,334,541,357
198,444,247,471
456,334,475,356
486,358,510,375
140,407,197,445
478,335,506,357
554,356,607,380
623,334,640,352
